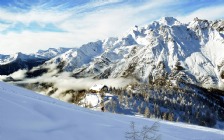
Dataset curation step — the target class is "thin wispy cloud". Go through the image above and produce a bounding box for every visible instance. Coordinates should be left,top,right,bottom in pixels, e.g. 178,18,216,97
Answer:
177,5,224,23
0,0,223,54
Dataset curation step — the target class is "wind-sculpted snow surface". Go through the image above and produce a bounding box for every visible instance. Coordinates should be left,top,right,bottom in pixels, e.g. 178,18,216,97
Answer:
0,82,223,140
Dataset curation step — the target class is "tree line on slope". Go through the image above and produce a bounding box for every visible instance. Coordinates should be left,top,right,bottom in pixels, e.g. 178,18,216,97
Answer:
104,79,224,128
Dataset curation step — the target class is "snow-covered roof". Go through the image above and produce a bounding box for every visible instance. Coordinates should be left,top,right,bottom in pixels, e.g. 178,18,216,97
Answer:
90,84,107,92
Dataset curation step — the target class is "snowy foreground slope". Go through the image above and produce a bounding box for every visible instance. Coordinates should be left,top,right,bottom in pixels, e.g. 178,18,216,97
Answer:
0,82,223,140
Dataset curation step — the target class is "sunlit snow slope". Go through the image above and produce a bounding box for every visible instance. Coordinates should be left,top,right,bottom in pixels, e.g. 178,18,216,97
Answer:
0,82,223,140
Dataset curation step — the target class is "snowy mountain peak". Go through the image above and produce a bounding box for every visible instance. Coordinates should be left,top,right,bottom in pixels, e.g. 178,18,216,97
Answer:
15,52,30,60
45,40,104,71
0,47,70,65
102,37,118,50
189,17,210,30
212,19,224,33
159,17,180,26
0,47,72,75
0,54,13,65
35,47,71,59
0,52,30,65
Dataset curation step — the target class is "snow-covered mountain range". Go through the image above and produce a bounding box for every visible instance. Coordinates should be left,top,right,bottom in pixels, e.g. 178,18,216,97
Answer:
72,17,224,90
0,17,224,88
10,17,223,90
0,47,70,75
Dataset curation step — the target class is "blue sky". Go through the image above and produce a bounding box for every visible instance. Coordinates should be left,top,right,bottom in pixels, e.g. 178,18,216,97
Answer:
0,0,224,54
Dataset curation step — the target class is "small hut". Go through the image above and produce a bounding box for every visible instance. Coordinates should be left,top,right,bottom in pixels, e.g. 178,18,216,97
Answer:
90,84,108,93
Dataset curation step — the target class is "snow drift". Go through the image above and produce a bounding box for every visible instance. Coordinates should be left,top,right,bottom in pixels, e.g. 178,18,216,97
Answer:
0,82,223,140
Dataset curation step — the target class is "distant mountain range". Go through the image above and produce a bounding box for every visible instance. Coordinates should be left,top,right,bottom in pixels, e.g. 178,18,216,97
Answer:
1,17,224,90
0,48,70,75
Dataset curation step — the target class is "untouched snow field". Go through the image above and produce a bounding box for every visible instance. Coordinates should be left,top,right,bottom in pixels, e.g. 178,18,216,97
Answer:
0,82,223,140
